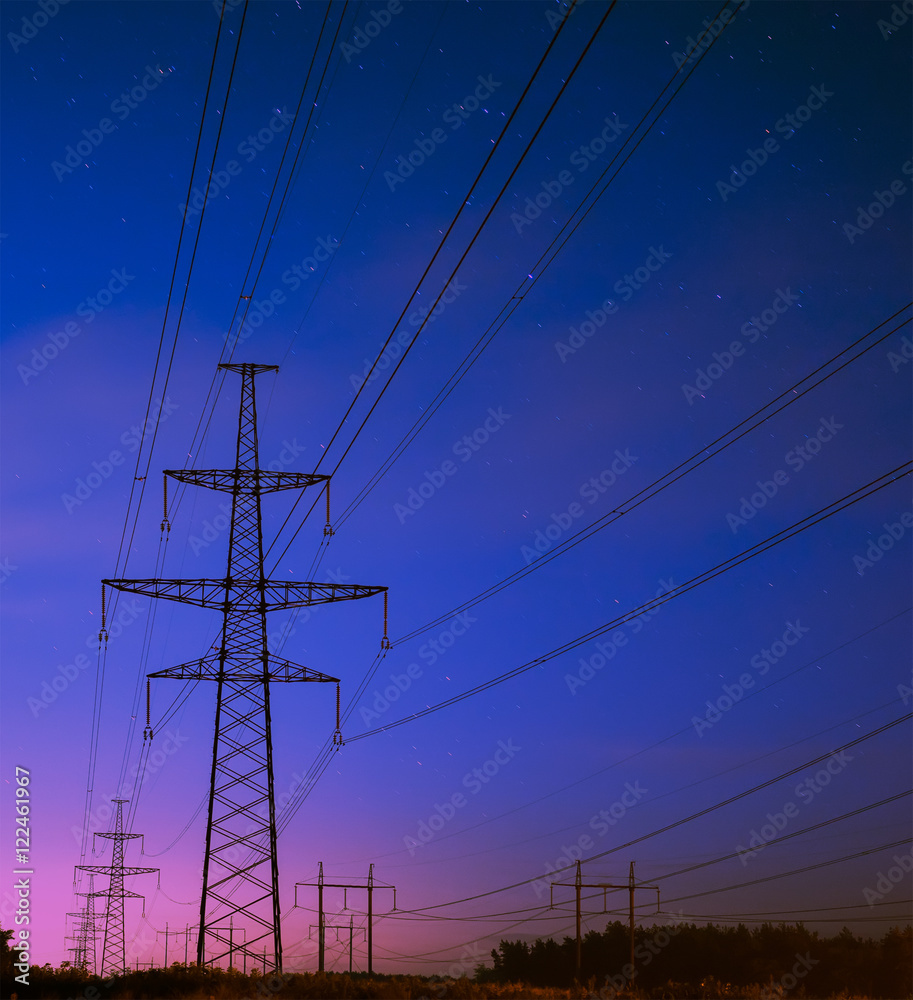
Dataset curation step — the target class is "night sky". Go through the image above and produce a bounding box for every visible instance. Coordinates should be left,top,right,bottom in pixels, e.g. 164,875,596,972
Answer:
1,0,911,976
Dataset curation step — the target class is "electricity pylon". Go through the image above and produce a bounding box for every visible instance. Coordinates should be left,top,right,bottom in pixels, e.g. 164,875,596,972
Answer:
76,800,158,975
103,363,388,973
68,873,101,973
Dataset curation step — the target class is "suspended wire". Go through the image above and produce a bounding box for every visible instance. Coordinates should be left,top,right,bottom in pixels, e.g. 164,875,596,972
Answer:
76,3,251,900
348,462,912,741
97,0,347,864
225,1,344,355
274,688,908,892
264,0,609,572
108,3,237,583
159,1,339,532
646,790,912,886
330,625,913,865
277,0,451,369
268,462,910,847
356,829,911,958
74,2,234,893
334,0,745,529
390,713,911,913
661,838,912,906
395,305,912,646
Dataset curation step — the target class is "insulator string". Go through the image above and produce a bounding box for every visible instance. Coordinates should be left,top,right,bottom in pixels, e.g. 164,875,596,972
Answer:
324,478,334,537
161,475,171,533
98,585,109,647
332,682,343,748
381,590,391,650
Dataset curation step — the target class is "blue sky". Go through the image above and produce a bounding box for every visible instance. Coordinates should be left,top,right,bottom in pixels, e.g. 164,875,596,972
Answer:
1,0,911,975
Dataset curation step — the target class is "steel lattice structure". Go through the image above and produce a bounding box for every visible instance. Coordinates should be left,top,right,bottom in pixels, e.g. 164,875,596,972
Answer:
68,873,100,973
76,800,157,975
103,363,387,972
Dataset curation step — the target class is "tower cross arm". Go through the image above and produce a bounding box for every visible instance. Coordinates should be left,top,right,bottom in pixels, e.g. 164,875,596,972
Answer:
164,469,330,493
149,653,339,683
103,578,387,610
75,866,158,878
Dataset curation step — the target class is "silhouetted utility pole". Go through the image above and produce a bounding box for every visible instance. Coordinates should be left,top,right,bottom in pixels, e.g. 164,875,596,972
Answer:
103,363,389,972
297,863,395,973
550,861,659,981
75,800,158,975
157,921,185,968
309,914,365,972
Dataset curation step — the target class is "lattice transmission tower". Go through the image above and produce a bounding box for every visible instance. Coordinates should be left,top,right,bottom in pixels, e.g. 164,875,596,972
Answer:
67,873,101,973
103,363,388,972
76,799,158,975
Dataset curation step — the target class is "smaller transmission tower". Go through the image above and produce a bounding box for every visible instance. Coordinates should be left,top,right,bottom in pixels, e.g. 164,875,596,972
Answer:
76,799,158,975
66,874,101,973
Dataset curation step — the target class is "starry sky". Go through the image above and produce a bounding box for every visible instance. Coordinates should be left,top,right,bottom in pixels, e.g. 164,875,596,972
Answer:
1,0,911,976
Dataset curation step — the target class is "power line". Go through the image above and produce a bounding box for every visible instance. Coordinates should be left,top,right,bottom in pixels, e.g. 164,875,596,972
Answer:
334,0,746,529
267,457,909,845
264,0,614,571
395,305,911,645
390,713,911,913
348,463,911,740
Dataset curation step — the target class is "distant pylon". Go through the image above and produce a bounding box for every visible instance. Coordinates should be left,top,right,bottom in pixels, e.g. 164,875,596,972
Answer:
103,363,390,972
68,873,101,973
76,799,158,975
